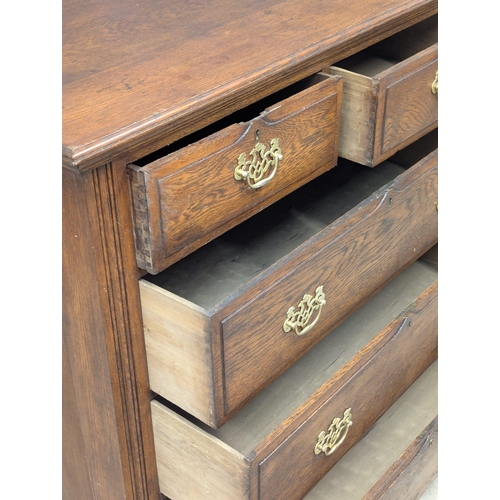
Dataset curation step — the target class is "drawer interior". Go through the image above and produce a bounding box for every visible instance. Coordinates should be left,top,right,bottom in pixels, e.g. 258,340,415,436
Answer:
154,256,437,456
144,130,437,310
332,14,438,77
305,360,438,499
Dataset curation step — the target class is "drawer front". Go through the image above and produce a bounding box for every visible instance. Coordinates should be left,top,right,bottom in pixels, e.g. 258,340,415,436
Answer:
373,44,438,164
150,276,438,500
304,370,438,500
217,151,438,417
329,15,437,167
361,417,438,500
129,75,342,274
256,282,438,500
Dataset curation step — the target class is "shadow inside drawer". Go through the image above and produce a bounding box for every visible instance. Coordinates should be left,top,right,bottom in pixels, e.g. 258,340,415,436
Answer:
145,130,437,310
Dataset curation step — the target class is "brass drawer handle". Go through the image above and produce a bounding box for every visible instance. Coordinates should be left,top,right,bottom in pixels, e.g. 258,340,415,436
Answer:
234,138,283,189
283,286,326,336
431,71,438,95
314,408,353,456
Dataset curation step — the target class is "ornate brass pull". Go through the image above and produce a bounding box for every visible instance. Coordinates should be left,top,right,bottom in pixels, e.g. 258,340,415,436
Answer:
283,286,326,336
314,408,353,456
234,138,283,189
431,71,438,95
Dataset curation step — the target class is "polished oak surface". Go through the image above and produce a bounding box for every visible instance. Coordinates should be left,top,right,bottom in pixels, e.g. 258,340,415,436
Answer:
150,263,437,499
62,1,438,498
63,0,437,171
329,15,438,166
128,75,342,273
141,147,437,427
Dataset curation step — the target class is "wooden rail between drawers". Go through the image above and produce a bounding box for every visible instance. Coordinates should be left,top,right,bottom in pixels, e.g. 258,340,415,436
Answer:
62,1,439,498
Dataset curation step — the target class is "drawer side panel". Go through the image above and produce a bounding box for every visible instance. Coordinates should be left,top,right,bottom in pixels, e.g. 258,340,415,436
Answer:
151,401,249,500
374,44,438,163
132,76,342,274
257,282,438,500
220,152,438,417
140,282,216,426
327,67,377,165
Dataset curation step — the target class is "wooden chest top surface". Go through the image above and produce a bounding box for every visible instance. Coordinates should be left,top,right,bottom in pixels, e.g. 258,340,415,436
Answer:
62,0,437,170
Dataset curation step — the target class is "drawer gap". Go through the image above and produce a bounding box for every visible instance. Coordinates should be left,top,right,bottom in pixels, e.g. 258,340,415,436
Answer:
132,73,331,167
153,257,437,457
144,132,437,310
333,14,438,78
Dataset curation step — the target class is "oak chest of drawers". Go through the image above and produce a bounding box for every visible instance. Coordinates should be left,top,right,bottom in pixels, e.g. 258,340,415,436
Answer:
62,1,438,499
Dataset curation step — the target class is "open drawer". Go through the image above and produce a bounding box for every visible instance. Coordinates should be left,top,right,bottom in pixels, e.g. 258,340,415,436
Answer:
151,258,438,500
328,15,438,167
305,362,438,500
127,73,342,274
140,132,438,428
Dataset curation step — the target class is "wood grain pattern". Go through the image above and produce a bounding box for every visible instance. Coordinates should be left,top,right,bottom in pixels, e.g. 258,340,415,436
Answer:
304,362,437,499
199,259,437,455
362,417,438,500
219,150,438,418
63,166,130,499
63,3,439,497
151,402,249,500
62,0,437,171
141,149,437,427
329,16,437,166
150,274,437,500
87,163,160,499
128,75,342,274
375,44,438,161
256,282,437,500
62,333,94,499
326,68,376,165
144,160,399,309
140,282,215,426
62,164,160,499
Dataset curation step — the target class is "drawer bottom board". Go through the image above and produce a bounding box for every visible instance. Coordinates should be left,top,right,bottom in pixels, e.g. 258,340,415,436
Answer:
151,258,437,500
160,359,437,500
305,361,438,500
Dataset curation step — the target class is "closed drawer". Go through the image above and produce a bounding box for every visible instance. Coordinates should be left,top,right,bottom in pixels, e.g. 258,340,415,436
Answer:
127,73,342,274
151,259,438,500
140,133,438,428
328,15,438,167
